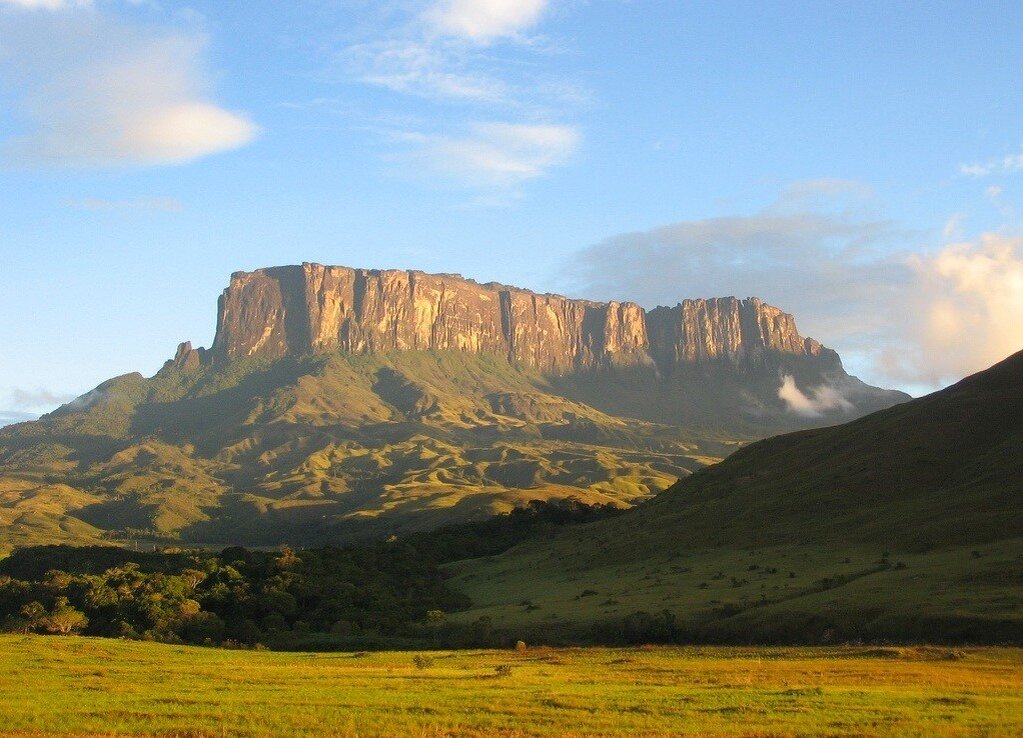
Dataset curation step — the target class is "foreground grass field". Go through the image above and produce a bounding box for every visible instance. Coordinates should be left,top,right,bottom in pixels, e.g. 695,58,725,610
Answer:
1,637,1021,737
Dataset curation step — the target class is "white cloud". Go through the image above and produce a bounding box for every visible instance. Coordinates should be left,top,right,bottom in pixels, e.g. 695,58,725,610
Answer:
568,183,1023,391
902,234,1023,382
406,121,579,187
0,0,90,9
426,0,549,43
1,11,257,167
331,0,581,197
345,39,510,104
777,375,854,417
960,147,1023,177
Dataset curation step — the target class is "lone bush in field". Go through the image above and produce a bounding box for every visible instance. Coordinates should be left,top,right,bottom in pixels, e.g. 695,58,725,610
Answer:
412,655,433,669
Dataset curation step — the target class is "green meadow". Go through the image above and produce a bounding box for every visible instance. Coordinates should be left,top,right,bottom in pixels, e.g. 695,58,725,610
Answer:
1,636,1021,737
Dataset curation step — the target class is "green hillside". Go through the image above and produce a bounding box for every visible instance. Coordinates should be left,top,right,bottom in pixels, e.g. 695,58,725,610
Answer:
449,350,1023,643
0,351,750,551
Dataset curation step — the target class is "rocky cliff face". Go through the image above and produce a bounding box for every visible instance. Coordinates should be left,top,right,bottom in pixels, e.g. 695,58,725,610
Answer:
646,298,841,373
209,263,832,374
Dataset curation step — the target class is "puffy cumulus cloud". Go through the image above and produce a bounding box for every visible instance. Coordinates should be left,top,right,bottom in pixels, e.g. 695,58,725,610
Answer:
406,122,579,188
426,0,548,43
901,234,1023,383
567,183,1023,391
0,11,257,167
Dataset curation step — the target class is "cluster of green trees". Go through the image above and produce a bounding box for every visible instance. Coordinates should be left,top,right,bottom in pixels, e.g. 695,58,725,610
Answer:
0,543,466,645
0,499,622,648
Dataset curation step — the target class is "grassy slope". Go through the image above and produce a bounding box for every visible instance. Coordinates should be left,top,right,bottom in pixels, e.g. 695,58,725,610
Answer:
449,351,1023,642
1,636,1020,737
0,351,739,550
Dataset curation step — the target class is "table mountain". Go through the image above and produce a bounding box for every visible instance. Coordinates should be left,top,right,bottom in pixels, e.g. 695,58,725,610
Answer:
211,263,832,373
0,264,906,549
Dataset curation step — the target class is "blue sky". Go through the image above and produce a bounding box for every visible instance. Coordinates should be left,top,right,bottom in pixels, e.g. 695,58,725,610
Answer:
2,0,1023,422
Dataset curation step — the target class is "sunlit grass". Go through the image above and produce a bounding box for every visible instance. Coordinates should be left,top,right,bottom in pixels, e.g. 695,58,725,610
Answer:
1,636,1020,736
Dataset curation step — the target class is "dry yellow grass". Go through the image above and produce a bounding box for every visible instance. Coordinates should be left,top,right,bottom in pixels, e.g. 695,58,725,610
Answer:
0,636,1020,737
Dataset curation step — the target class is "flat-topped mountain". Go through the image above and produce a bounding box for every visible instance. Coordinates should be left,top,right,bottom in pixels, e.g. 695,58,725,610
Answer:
0,264,907,550
208,264,831,374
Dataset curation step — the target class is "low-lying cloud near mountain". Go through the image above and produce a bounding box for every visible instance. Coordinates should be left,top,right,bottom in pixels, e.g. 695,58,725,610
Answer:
568,182,1023,390
0,387,75,427
777,375,853,417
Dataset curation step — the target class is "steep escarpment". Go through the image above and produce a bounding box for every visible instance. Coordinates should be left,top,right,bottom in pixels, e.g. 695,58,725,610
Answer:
645,298,837,372
210,264,826,375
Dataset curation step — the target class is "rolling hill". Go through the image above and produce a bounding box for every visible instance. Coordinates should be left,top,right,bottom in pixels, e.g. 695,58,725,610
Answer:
449,349,1023,643
0,264,905,550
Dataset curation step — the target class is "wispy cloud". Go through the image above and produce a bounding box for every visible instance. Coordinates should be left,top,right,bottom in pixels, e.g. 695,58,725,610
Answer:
63,196,184,211
9,387,75,409
344,38,511,104
401,121,579,188
0,387,75,425
0,7,257,167
328,0,581,196
960,146,1023,177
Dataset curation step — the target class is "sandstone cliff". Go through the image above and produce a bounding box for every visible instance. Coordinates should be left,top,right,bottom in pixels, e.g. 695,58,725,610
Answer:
208,263,827,374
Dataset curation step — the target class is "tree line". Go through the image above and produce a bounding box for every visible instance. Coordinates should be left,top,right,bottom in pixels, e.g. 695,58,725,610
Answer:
0,499,622,648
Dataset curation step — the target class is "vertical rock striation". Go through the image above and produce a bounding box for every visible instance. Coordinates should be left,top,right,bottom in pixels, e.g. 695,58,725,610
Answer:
645,298,840,373
209,263,832,374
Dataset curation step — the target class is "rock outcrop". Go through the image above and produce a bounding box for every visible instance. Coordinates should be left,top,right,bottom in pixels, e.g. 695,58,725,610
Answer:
207,263,833,374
